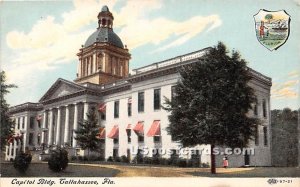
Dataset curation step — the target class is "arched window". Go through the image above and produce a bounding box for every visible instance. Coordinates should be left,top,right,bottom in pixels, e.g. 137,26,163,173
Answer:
102,19,106,26
107,19,111,27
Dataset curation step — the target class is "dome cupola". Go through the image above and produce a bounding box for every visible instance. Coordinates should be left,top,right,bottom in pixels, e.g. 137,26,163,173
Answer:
84,5,124,48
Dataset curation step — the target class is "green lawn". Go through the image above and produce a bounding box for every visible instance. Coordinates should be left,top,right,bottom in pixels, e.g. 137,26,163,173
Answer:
188,167,300,177
1,163,119,177
1,162,299,177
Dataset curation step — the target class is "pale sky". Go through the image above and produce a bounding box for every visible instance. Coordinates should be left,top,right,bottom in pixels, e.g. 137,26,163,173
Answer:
0,0,299,110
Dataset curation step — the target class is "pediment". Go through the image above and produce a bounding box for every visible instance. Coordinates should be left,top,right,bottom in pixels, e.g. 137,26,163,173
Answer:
39,78,85,102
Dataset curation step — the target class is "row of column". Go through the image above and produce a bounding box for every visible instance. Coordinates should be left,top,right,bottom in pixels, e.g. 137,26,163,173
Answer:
41,102,89,148
79,54,101,78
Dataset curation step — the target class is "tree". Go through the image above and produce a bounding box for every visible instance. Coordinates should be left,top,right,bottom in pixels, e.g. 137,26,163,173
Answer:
0,71,17,152
265,14,273,23
163,42,259,174
75,106,101,160
271,108,298,166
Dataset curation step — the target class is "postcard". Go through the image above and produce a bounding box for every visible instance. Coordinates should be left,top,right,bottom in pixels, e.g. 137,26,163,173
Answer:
0,0,299,187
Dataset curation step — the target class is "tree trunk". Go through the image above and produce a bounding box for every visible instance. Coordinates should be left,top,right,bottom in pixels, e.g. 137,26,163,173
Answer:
211,144,216,174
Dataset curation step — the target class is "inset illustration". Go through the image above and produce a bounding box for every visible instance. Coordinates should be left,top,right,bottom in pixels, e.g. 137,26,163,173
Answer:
254,9,291,51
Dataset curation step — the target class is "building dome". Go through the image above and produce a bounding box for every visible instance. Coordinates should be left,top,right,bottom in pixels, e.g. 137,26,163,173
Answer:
84,28,124,48
84,5,124,48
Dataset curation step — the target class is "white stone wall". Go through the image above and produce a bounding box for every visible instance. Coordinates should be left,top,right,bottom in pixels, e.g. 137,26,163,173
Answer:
5,111,42,161
101,73,271,167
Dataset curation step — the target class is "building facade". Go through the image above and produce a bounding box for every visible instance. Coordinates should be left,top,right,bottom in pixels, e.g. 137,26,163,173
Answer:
6,6,272,167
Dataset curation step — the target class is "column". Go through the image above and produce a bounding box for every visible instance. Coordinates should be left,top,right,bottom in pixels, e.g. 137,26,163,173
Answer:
13,139,17,158
5,146,9,160
48,109,53,145
64,105,70,145
41,111,47,144
89,56,93,75
23,116,28,152
93,53,97,73
83,102,89,120
9,143,13,156
55,107,61,146
73,103,78,148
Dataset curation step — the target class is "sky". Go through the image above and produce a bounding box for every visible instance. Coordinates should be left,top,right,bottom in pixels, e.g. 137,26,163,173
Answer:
0,0,299,110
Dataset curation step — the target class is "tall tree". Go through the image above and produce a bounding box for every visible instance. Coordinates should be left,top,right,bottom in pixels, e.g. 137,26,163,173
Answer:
164,42,259,174
0,71,17,152
75,106,101,160
271,108,298,166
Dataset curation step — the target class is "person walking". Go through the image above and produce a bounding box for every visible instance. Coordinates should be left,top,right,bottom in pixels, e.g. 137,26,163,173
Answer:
223,156,229,168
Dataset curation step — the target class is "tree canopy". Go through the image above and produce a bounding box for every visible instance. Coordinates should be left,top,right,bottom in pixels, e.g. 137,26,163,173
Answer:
271,108,299,166
163,42,260,173
0,71,17,152
75,106,101,158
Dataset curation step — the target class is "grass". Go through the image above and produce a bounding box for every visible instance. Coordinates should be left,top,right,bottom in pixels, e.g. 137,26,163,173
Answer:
0,162,119,177
1,161,299,177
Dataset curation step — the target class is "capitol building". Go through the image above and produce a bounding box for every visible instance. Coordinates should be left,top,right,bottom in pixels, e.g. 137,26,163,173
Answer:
5,6,272,167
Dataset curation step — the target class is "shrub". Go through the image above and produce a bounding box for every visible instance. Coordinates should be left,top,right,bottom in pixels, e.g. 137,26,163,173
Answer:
48,148,68,172
158,157,168,165
89,155,98,161
187,159,193,167
169,157,179,166
97,156,105,161
107,156,113,162
71,156,77,161
152,156,160,165
177,159,187,168
121,155,129,163
114,156,121,162
200,162,210,168
143,157,152,164
14,152,32,173
133,154,144,164
187,158,200,167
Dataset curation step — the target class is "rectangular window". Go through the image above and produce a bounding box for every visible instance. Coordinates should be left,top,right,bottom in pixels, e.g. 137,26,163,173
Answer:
263,127,268,146
154,88,161,110
22,117,25,129
154,136,161,143
37,121,41,128
170,149,179,159
138,92,144,112
138,135,144,143
113,138,119,144
128,101,132,117
101,113,106,120
30,117,34,129
191,150,200,159
153,149,160,158
113,149,119,158
262,99,267,118
37,135,41,145
29,133,34,145
171,85,177,101
127,129,131,143
254,98,258,116
127,149,131,160
114,101,119,118
17,118,20,129
255,125,259,146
